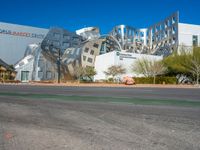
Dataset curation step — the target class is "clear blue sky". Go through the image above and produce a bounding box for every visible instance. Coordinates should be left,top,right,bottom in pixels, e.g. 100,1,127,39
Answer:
0,0,199,34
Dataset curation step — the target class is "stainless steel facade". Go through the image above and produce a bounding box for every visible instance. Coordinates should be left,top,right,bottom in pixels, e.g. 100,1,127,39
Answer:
147,12,179,56
109,12,179,56
3,11,198,81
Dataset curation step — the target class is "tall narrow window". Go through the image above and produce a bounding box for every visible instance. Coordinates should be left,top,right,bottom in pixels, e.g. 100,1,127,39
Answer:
193,35,198,47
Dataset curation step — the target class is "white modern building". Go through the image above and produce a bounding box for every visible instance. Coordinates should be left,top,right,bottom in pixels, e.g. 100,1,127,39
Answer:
0,22,48,64
178,23,200,47
94,51,163,81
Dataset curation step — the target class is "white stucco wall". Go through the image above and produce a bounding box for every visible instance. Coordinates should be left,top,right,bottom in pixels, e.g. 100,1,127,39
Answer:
178,23,200,47
94,51,163,81
0,22,48,64
94,51,116,81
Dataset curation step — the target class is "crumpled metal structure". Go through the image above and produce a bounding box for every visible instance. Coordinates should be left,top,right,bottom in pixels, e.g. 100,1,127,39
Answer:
15,12,179,81
39,27,122,80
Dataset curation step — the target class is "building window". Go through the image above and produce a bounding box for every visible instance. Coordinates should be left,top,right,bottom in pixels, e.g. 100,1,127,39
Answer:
83,56,86,61
118,28,121,34
161,24,165,30
63,42,70,47
156,26,160,32
63,35,70,40
129,30,132,36
53,41,60,47
93,43,99,48
168,20,171,26
84,47,89,53
19,62,25,66
193,35,198,47
27,58,33,62
165,31,168,37
21,71,29,82
172,37,176,44
46,62,51,68
72,37,79,42
165,21,168,28
38,71,43,78
90,50,94,55
46,71,52,79
87,58,93,63
140,32,144,37
172,17,176,24
38,60,43,67
53,33,60,39
172,26,176,34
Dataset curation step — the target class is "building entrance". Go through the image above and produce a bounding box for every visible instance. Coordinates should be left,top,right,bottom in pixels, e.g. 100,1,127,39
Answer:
21,71,29,82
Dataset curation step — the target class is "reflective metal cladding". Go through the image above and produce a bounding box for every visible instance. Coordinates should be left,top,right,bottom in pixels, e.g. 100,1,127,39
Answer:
14,12,182,81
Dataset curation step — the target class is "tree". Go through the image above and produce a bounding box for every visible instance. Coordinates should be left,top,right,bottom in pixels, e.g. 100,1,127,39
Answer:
83,66,97,81
181,47,200,85
73,65,85,82
163,48,189,76
74,66,97,82
133,58,167,84
163,47,200,85
104,65,126,82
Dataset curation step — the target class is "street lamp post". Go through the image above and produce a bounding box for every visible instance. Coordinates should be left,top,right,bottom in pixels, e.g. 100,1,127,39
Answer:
49,43,61,84
57,48,61,84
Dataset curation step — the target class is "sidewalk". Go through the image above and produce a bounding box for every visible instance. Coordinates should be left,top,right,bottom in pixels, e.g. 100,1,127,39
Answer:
1,82,199,89
22,82,199,89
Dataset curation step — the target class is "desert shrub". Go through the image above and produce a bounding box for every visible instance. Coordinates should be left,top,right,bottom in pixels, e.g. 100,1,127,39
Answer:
134,77,177,84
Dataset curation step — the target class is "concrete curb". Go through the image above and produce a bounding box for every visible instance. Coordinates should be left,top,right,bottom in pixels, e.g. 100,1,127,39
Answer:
1,82,198,89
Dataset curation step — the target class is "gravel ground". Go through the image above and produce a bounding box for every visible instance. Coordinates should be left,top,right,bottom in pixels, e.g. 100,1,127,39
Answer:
0,95,200,150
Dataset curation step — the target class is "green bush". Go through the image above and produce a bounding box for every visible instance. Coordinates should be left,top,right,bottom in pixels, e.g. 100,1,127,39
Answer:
134,77,177,84
3,74,9,80
107,78,114,83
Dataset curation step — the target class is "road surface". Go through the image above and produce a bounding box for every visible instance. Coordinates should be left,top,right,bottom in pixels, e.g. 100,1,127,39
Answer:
0,84,200,150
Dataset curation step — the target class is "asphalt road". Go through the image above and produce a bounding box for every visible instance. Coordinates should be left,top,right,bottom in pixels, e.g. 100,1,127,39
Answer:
0,84,200,150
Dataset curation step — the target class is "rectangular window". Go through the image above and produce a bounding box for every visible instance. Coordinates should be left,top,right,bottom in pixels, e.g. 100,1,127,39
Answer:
19,62,25,66
84,47,89,53
53,33,60,39
27,58,33,62
46,71,52,79
140,32,144,37
83,56,86,61
87,58,93,63
63,35,70,40
38,71,43,78
130,30,133,36
46,62,51,68
118,28,121,34
53,41,60,47
93,43,99,48
63,42,70,47
165,21,168,28
72,37,79,41
38,60,43,67
172,17,176,24
21,71,29,82
193,35,198,47
90,50,94,55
